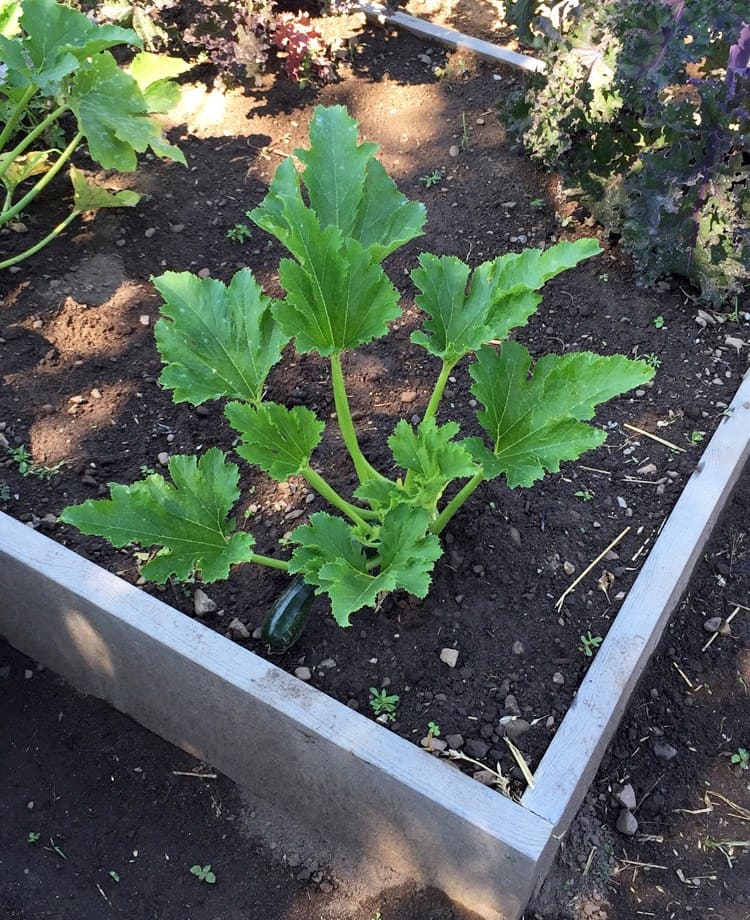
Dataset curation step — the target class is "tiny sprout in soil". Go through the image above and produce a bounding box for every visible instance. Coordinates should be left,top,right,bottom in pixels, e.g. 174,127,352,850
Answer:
190,864,217,883
427,721,441,738
369,687,399,722
689,430,705,444
579,631,603,657
27,832,40,844
730,747,749,769
227,211,254,243
109,870,120,882
419,169,443,188
60,105,655,636
654,315,665,329
575,488,594,501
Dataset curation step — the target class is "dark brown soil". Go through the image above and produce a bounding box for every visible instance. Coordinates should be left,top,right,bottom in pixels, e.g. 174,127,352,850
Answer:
1,21,748,920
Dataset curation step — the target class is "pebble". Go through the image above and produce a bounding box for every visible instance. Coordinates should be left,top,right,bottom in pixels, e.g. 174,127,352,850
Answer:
552,671,565,686
616,808,638,836
157,451,170,466
508,526,522,548
440,647,459,668
473,770,497,786
318,658,336,670
703,616,723,633
139,314,151,326
420,736,447,752
198,268,211,279
512,640,524,656
449,144,460,157
445,733,464,750
613,783,637,811
294,666,312,681
476,117,485,125
171,223,185,233
24,669,33,680
504,693,521,717
193,588,217,617
504,719,530,742
563,561,576,575
400,390,417,403
653,740,678,761
464,738,489,759
227,617,250,639
144,227,156,238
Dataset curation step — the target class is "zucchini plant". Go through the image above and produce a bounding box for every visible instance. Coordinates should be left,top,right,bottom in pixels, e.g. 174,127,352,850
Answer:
60,105,655,630
0,0,188,269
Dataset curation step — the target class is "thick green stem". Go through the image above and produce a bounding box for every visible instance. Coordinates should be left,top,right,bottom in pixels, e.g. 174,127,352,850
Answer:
330,352,387,485
302,466,378,527
0,84,39,152
422,358,458,426
0,208,78,269
0,130,82,229
431,469,486,535
249,551,290,572
0,102,68,182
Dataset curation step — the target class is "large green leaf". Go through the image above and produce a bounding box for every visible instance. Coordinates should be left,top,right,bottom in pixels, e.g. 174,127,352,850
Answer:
289,505,442,625
226,401,324,481
70,164,140,212
2,0,137,95
466,341,655,487
59,448,255,583
153,269,289,407
127,51,190,113
411,239,601,363
70,52,185,171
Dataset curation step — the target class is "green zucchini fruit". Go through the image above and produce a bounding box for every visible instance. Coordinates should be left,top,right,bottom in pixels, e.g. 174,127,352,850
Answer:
261,575,316,653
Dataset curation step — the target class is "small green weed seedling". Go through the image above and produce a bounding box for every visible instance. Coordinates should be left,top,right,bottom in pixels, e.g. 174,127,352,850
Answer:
730,747,749,769
0,482,10,501
653,315,665,329
60,105,655,633
7,444,64,479
427,720,441,739
190,863,216,883
689,430,705,445
640,352,661,369
369,687,399,722
579,630,603,657
227,211,254,243
27,831,40,844
109,870,120,882
575,488,594,501
419,169,443,188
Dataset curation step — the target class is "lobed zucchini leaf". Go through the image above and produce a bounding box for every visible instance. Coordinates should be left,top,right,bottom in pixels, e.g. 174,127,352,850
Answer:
289,505,443,626
226,401,324,481
250,105,425,355
153,269,289,407
411,239,601,364
70,164,140,212
59,448,255,583
465,341,655,488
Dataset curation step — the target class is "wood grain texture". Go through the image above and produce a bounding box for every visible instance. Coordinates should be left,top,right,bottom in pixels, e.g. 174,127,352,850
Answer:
0,512,553,920
524,370,750,836
356,2,546,72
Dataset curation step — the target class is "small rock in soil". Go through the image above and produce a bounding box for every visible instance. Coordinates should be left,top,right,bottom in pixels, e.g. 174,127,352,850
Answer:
616,808,638,836
613,783,637,811
193,588,217,617
552,671,565,686
464,738,489,759
420,737,447,752
703,616,723,633
473,770,497,786
653,739,678,761
449,144,460,157
504,693,521,717
512,640,525,655
563,560,576,575
440,647,459,668
157,451,170,466
445,733,464,750
294,666,312,681
400,390,417,403
508,526,522,547
227,617,250,639
504,719,530,742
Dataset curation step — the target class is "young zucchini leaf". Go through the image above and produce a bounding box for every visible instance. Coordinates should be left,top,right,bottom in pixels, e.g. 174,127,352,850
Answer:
289,505,443,626
225,402,324,481
153,270,289,406
464,341,655,488
59,449,255,583
411,239,601,363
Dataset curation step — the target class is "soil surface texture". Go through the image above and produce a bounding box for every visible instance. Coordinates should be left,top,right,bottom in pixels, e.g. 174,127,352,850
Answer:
1,18,749,920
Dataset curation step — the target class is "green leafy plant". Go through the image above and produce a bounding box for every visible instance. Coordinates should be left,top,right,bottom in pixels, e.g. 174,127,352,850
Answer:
227,210,253,243
27,831,40,844
575,488,594,501
369,687,400,722
0,0,188,269
640,352,661,369
730,747,749,769
505,1,750,306
60,105,654,629
653,315,665,330
419,169,443,188
190,863,216,883
579,630,603,657
689,430,705,444
7,444,63,479
109,870,120,882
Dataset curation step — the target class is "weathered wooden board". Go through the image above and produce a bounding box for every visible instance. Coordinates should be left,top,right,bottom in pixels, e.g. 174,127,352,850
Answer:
0,512,553,920
356,2,546,72
524,370,750,844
